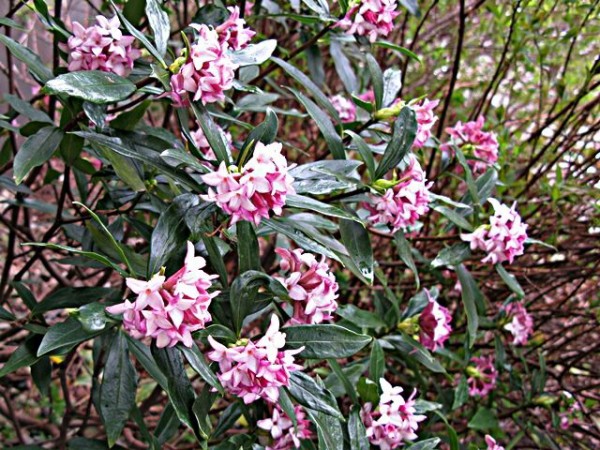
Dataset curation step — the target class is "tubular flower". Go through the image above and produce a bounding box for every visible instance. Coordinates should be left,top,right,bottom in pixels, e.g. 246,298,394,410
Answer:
418,291,452,351
216,6,256,51
503,302,533,346
410,99,440,148
207,315,303,404
257,405,313,450
337,0,400,43
460,198,528,265
201,142,295,225
485,435,505,450
106,242,219,348
66,15,140,76
330,95,357,122
274,248,339,325
441,116,499,174
360,378,426,449
467,355,498,397
366,155,432,232
170,24,237,107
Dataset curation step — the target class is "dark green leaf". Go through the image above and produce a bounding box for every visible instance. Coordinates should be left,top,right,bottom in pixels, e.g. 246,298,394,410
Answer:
345,131,375,181
369,340,384,382
0,335,42,378
11,281,38,311
394,231,420,289
328,359,358,404
179,343,223,394
231,40,277,66
468,407,499,431
374,107,417,179
406,438,441,450
3,93,52,123
283,324,372,358
339,219,373,284
237,221,260,273
431,242,471,268
191,102,230,165
125,335,168,390
37,318,107,356
31,356,51,396
237,108,278,166
100,333,137,447
496,264,524,298
456,264,482,348
32,287,116,315
201,235,229,287
373,41,421,62
286,194,361,223
288,372,343,419
336,305,386,328
330,40,358,93
43,71,136,104
357,377,379,404
348,408,369,450
0,34,53,82
432,205,473,231
384,334,446,373
14,126,64,184
365,53,383,110
263,218,340,261
307,408,344,450
288,88,345,159
145,0,170,57
192,386,217,439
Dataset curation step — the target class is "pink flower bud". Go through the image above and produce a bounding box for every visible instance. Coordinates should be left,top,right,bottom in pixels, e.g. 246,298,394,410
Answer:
337,0,400,43
467,355,498,397
410,98,440,148
503,302,533,346
257,404,313,449
418,291,452,351
442,116,499,174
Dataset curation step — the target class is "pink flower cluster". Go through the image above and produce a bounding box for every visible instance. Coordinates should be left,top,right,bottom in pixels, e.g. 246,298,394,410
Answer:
274,248,339,325
485,435,505,450
66,15,140,76
503,302,533,346
207,315,303,404
461,198,528,265
257,405,313,450
106,242,219,348
366,155,431,232
418,291,452,351
467,355,498,397
361,378,426,449
216,6,256,51
330,95,357,123
337,0,400,43
410,99,439,148
190,125,232,163
441,116,499,174
201,142,295,225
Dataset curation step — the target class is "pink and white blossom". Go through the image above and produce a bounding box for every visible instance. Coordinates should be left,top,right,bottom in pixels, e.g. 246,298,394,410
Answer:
467,355,498,397
257,405,313,450
106,241,219,348
418,291,452,351
461,198,528,265
366,155,431,232
66,15,140,76
170,24,237,106
503,302,533,346
201,142,295,225
330,95,357,123
361,378,426,449
485,435,505,450
274,248,339,325
441,116,499,174
410,99,439,148
337,0,400,43
207,315,303,404
216,6,255,51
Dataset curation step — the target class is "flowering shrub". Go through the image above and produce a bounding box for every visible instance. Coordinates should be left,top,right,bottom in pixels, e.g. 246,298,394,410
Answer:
0,1,598,449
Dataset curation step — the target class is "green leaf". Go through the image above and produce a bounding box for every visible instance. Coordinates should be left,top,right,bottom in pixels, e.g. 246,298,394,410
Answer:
3,93,52,123
345,131,375,181
384,334,446,373
32,287,116,316
145,0,170,57
43,71,136,104
192,386,217,440
307,408,344,450
339,219,373,285
100,333,137,447
286,194,361,223
0,34,53,82
330,40,358,93
201,235,229,287
124,335,168,390
398,0,420,16
288,88,345,159
236,221,260,273
237,108,278,166
369,340,385,382
14,126,64,184
348,408,369,450
432,205,474,231
431,242,471,268
456,264,482,348
179,343,223,394
0,305,16,322
190,102,230,165
374,107,417,179
382,68,402,108
37,318,107,356
328,359,358,404
406,438,441,450
283,324,372,358
263,218,340,261
336,305,386,328
468,407,499,431
288,372,343,419
394,231,420,289
110,100,151,131
357,377,379,404
92,142,146,192
365,53,383,110
149,195,195,275
496,264,524,298
451,375,468,410
152,346,198,434
11,281,38,311
231,40,277,66
373,41,421,62
0,335,42,378
272,57,341,123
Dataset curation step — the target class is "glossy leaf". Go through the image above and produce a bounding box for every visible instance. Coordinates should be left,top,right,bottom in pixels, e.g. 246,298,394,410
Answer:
231,40,277,66
43,71,136,104
431,242,471,268
348,408,369,450
287,194,361,223
179,343,224,394
14,127,64,184
384,334,446,373
394,231,420,289
145,0,170,57
0,34,53,82
365,53,383,109
236,221,260,273
37,318,107,356
283,324,372,358
456,264,482,348
374,107,417,179
288,372,343,419
339,219,373,284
